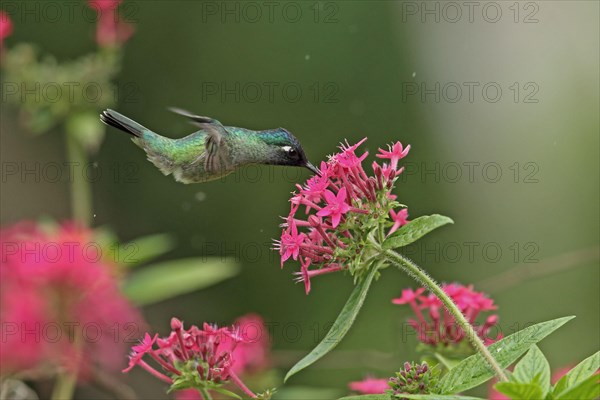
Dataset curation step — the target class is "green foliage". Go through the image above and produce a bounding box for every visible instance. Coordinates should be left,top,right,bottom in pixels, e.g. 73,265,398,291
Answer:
550,351,600,399
494,382,544,399
494,349,600,400
436,316,574,394
284,264,380,382
123,257,239,305
382,215,453,250
512,345,551,397
338,395,483,400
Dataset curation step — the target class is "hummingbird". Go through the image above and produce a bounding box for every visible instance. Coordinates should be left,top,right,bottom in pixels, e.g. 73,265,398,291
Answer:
99,108,319,184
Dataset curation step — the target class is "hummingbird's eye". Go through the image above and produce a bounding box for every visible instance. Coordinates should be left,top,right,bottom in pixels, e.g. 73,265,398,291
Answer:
282,146,296,156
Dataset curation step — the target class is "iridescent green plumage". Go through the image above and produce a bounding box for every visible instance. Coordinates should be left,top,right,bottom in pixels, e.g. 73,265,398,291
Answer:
100,108,318,183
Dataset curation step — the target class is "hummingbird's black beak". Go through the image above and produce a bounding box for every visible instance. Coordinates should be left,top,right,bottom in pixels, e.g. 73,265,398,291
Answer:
305,161,321,176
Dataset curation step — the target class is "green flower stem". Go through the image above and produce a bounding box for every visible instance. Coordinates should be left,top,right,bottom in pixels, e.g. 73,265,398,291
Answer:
51,370,77,400
66,131,92,226
198,387,212,400
383,248,509,382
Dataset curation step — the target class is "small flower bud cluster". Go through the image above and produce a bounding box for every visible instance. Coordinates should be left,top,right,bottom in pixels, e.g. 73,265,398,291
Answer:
389,362,438,398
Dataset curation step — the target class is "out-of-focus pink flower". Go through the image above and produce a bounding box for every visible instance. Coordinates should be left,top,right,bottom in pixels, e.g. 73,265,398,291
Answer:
0,221,142,377
349,377,389,394
0,10,13,43
124,318,257,398
95,12,134,47
223,314,271,375
88,0,122,12
274,139,411,294
88,0,134,47
393,283,501,346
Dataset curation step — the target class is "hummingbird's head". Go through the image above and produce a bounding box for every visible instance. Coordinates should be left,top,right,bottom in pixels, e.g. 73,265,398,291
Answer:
259,128,319,175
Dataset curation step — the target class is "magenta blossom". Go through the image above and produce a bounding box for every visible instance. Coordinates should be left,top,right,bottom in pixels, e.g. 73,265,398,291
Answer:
0,221,142,377
124,318,261,398
393,283,502,346
0,10,12,45
349,376,389,394
274,138,411,294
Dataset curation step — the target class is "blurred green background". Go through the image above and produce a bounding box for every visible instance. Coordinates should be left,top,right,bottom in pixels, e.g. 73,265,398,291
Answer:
1,1,598,398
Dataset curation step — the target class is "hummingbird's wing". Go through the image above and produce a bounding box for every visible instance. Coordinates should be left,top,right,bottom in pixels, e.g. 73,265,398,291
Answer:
169,107,232,174
168,107,223,126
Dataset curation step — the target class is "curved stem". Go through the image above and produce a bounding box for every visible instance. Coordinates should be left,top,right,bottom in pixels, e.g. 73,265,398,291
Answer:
66,131,92,226
383,248,508,382
198,387,212,400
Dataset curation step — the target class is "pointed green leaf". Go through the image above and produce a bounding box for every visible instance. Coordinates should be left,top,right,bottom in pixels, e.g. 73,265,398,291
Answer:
553,351,599,396
555,373,600,400
121,233,175,268
402,396,484,400
494,382,544,399
383,215,453,250
123,257,239,305
284,265,379,382
513,345,551,396
276,386,343,400
437,316,574,394
338,395,483,400
212,387,242,399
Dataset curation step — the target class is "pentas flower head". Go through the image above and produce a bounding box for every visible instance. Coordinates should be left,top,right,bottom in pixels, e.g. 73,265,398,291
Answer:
124,318,262,399
274,138,411,294
393,283,501,347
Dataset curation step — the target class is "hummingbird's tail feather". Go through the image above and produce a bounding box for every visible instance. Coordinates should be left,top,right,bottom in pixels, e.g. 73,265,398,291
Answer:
100,109,148,138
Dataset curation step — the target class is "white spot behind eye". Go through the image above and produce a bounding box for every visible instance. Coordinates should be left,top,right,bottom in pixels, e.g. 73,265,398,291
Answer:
282,146,293,152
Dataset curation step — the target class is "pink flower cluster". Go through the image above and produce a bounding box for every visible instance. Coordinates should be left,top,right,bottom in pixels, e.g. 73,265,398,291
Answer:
393,283,501,346
0,10,12,47
0,221,142,377
88,0,134,47
275,138,411,294
125,316,270,398
349,376,389,394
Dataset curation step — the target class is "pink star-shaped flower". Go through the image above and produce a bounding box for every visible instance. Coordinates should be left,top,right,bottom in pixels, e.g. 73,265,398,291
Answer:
376,141,410,169
123,333,157,372
391,288,425,305
388,208,409,236
280,222,307,266
317,187,351,228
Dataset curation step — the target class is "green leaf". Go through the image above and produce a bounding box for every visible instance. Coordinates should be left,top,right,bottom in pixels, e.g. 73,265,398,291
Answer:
338,395,483,400
555,373,600,400
123,257,239,305
275,387,343,400
513,345,551,396
437,316,574,394
553,351,600,396
212,387,243,399
120,233,175,268
284,265,379,382
401,395,485,400
383,215,453,250
494,382,544,399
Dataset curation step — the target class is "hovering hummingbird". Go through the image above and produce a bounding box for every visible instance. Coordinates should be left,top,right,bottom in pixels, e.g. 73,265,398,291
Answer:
100,108,319,184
